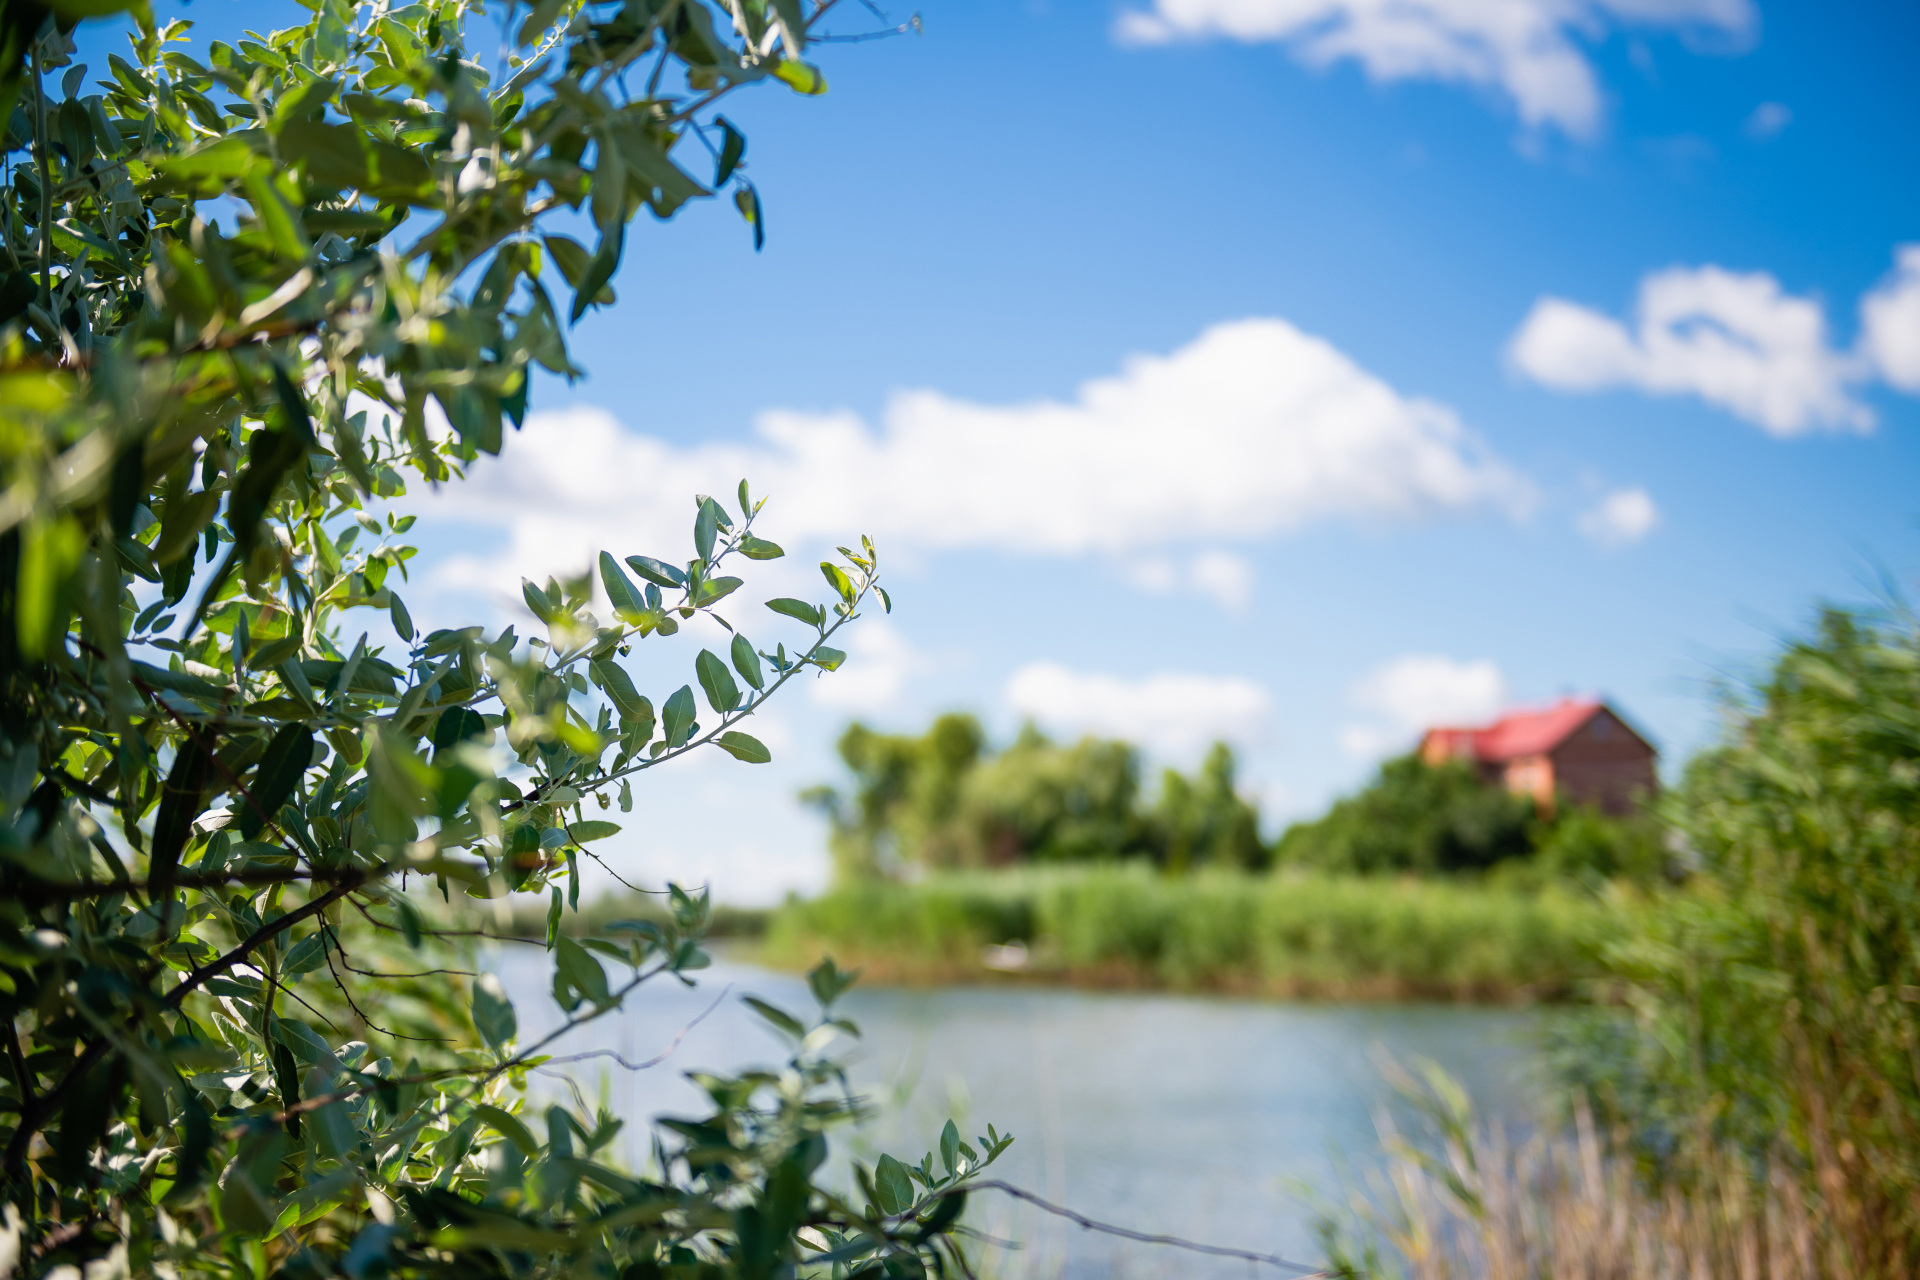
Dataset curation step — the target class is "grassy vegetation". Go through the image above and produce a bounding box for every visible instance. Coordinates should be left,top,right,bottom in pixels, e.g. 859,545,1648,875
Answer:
761,866,1653,1001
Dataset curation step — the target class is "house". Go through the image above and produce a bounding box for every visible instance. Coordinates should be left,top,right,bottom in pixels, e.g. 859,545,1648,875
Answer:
1419,698,1657,815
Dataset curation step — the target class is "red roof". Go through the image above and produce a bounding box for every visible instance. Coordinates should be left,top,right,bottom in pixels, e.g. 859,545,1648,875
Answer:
1423,698,1605,763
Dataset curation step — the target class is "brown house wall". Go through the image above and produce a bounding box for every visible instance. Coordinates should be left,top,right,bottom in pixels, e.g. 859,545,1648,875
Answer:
1547,709,1657,815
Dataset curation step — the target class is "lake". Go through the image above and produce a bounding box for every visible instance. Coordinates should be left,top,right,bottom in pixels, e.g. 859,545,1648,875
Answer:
493,949,1542,1278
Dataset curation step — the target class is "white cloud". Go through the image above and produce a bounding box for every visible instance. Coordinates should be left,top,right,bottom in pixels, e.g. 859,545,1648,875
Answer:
1126,549,1256,611
427,318,1526,596
1508,265,1871,435
1860,245,1920,394
1113,0,1756,139
1004,663,1272,758
806,619,928,715
1340,653,1506,758
1578,486,1659,546
1743,100,1791,140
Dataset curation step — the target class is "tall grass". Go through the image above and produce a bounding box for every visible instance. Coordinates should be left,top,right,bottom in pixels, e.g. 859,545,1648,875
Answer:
762,866,1649,1001
1316,1064,1836,1280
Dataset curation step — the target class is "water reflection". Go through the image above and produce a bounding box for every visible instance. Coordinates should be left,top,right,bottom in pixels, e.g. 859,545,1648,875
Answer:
495,949,1539,1276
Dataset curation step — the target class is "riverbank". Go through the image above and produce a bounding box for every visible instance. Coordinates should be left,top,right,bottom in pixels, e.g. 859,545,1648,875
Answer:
755,867,1654,1002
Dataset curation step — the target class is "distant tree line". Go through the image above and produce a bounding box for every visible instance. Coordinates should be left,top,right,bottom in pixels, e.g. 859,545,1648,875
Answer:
805,716,1665,883
804,715,1265,879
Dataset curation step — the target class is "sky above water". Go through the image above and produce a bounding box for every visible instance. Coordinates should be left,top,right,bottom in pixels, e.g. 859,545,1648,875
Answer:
83,0,1920,900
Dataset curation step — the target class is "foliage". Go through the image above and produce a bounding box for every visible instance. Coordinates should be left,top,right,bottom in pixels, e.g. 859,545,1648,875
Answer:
805,717,1266,879
1274,755,1537,876
1551,607,1920,1274
1144,742,1265,872
0,2,1009,1277
764,866,1645,1000
1273,752,1666,883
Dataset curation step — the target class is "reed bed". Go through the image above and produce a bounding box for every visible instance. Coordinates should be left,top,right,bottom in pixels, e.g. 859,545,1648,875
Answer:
761,867,1650,1001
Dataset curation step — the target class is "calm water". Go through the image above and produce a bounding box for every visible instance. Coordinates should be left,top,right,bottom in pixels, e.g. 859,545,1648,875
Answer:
493,949,1541,1278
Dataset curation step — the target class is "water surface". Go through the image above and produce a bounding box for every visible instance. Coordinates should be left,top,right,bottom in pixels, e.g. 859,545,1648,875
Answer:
495,951,1540,1277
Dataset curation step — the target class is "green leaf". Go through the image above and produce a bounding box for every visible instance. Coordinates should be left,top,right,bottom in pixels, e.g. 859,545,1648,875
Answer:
543,234,614,305
743,995,804,1038
740,535,784,560
715,116,747,185
567,820,620,843
471,1103,540,1156
766,598,822,627
240,723,313,839
472,974,517,1051
874,1153,915,1216
600,551,644,619
940,1119,961,1176
626,555,686,589
555,936,612,1007
522,578,559,623
590,659,651,727
773,58,829,96
663,685,697,748
693,575,743,608
714,731,771,764
821,562,856,604
433,707,488,752
696,649,741,714
694,497,722,561
389,592,414,642
569,223,623,322
731,634,765,689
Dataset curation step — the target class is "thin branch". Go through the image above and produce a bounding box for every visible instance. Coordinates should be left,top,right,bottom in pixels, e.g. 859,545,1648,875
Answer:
534,984,730,1073
8,863,386,904
929,1182,1330,1279
320,924,453,1044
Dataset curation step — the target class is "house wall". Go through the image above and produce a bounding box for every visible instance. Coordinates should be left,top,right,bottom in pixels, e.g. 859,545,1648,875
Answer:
1547,708,1658,815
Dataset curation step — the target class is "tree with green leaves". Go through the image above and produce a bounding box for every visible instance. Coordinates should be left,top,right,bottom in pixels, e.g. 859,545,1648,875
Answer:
807,717,1270,876
0,1,1011,1276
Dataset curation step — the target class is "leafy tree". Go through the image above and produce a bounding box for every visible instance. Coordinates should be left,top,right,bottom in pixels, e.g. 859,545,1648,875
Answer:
808,718,1267,875
1147,742,1265,872
1273,754,1536,875
803,714,984,880
0,2,1011,1277
957,724,1150,865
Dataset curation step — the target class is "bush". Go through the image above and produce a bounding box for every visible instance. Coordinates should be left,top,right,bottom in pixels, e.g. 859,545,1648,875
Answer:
1275,754,1539,874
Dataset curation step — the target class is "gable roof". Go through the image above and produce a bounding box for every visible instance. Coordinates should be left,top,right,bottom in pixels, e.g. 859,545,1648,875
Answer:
1423,698,1650,763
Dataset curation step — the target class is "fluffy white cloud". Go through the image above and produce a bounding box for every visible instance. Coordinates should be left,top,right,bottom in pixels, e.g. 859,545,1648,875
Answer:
1004,663,1272,758
805,620,928,715
1340,653,1506,758
1860,245,1920,394
1113,0,1755,138
1508,265,1871,435
1578,486,1659,546
427,318,1525,596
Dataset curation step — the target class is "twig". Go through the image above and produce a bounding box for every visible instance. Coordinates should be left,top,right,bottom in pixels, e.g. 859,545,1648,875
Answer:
934,1181,1329,1279
320,924,453,1044
534,984,730,1073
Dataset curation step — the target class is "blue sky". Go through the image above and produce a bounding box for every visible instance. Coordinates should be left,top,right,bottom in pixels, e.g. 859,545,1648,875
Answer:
85,0,1920,899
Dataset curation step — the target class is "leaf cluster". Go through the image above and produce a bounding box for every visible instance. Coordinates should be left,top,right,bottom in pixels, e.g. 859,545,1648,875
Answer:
0,3,998,1278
